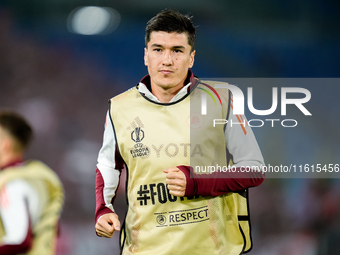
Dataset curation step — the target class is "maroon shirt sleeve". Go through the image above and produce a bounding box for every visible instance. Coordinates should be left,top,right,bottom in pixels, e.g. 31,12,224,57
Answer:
178,165,265,197
95,168,116,224
0,220,33,254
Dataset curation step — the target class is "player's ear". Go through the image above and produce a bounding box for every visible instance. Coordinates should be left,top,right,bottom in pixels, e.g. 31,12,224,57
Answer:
189,50,195,68
144,47,148,66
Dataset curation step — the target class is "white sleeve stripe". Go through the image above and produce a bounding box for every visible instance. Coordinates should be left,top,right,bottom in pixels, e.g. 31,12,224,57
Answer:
97,110,121,212
0,181,31,244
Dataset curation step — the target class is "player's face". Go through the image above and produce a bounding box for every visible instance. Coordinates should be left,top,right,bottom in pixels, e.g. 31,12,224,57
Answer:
0,127,12,153
144,31,195,91
0,127,19,167
0,127,5,147
0,127,6,164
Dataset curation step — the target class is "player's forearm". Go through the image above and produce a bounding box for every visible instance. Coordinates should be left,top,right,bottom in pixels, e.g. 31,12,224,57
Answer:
95,168,119,223
178,165,265,197
95,111,124,223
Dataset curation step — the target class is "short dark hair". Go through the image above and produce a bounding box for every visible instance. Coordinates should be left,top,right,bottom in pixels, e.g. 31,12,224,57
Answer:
0,110,33,151
145,9,196,52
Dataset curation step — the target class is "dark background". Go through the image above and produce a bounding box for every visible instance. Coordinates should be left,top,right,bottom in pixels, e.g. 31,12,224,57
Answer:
0,0,339,254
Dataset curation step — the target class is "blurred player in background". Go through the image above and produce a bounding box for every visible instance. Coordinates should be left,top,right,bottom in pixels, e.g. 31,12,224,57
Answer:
0,110,64,255
95,9,265,254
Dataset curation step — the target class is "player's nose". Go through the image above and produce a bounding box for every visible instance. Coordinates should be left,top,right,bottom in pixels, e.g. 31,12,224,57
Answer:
162,50,173,66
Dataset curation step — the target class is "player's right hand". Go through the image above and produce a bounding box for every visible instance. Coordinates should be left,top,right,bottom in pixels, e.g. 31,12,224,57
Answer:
95,213,120,238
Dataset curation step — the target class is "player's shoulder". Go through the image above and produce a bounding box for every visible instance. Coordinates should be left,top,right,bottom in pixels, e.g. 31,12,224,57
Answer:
197,79,231,103
6,178,30,188
108,86,141,114
199,79,229,86
109,86,138,102
198,79,234,89
1,178,32,197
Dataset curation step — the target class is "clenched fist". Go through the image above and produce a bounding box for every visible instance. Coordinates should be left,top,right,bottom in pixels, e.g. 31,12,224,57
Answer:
95,213,120,238
164,167,186,197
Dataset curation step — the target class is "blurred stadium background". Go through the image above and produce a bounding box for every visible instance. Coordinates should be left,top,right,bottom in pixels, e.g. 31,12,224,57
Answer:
0,0,339,254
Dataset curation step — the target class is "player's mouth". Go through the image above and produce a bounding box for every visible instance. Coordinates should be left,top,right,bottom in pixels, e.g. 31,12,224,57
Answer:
159,70,174,75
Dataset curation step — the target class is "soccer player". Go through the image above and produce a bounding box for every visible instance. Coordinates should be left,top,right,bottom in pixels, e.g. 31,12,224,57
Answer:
0,110,64,255
95,9,265,254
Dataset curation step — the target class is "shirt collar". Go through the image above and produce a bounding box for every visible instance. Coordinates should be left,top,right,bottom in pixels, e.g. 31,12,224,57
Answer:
138,70,197,103
0,160,24,171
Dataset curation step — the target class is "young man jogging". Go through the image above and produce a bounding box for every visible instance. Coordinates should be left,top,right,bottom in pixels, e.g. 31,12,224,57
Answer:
95,9,265,255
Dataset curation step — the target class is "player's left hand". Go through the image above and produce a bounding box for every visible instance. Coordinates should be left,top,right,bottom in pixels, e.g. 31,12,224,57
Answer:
164,167,186,197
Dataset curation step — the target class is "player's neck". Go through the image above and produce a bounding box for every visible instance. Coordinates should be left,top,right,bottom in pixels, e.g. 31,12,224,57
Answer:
0,153,23,170
150,82,184,103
